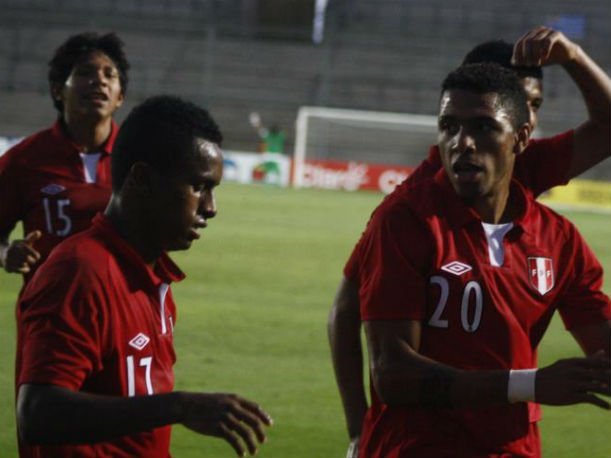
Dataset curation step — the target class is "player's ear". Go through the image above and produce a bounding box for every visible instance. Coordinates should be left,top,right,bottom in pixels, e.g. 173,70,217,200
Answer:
115,90,125,109
513,122,531,156
126,162,155,196
50,83,63,102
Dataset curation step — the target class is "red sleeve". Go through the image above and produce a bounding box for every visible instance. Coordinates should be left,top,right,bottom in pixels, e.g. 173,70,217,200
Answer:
513,131,574,197
18,258,108,390
0,147,24,237
557,224,611,330
399,146,442,190
358,203,432,321
345,146,441,280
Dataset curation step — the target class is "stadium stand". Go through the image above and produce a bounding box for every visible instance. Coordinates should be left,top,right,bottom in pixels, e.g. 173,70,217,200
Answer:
0,0,609,179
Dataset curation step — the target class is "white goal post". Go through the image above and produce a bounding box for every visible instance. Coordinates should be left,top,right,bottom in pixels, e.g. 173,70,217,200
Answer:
292,106,439,188
291,106,611,210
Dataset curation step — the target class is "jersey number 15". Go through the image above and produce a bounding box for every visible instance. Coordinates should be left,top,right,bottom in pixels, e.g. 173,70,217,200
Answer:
42,198,72,236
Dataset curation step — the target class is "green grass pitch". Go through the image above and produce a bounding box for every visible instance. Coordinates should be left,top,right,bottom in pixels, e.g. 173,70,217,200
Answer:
0,182,609,457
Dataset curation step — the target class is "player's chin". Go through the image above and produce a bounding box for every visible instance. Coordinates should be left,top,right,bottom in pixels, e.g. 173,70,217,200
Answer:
453,183,483,201
77,106,108,122
167,228,203,251
166,237,195,252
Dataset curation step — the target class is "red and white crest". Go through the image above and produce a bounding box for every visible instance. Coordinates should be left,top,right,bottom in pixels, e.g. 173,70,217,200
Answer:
528,257,554,295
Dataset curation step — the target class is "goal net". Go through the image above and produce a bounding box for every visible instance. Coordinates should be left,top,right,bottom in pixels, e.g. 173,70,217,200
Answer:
292,106,438,189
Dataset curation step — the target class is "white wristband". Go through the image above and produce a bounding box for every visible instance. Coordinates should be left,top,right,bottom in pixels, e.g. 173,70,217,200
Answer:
346,439,359,458
507,369,537,403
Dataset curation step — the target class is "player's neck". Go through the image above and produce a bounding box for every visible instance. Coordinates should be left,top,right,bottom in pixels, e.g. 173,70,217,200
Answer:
474,186,513,224
104,197,160,267
62,116,113,153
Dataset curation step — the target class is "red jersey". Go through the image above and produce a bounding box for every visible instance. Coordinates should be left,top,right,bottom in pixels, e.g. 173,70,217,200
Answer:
344,131,574,279
16,214,184,458
0,120,117,284
356,170,611,457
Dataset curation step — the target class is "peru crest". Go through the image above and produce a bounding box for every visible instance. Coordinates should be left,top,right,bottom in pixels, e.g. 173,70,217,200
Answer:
528,257,554,295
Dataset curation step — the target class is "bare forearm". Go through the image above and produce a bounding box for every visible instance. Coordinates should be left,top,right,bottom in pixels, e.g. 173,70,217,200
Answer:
564,48,611,126
372,350,508,408
328,279,368,438
564,46,611,125
17,384,185,445
328,316,368,437
337,357,368,439
367,315,610,412
366,321,508,408
373,346,610,410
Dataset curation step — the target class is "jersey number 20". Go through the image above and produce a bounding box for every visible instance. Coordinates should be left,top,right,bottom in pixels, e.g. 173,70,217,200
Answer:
428,276,483,333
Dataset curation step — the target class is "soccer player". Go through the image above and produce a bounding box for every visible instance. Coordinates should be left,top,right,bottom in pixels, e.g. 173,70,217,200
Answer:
328,26,611,457
0,32,128,284
16,96,272,457
357,62,611,457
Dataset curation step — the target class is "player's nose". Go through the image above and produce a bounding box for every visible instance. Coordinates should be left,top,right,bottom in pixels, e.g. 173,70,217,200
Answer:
199,191,217,220
453,129,477,156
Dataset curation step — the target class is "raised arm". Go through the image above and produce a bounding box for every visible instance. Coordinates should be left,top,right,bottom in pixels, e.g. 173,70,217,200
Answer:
328,276,368,451
565,46,611,176
17,384,272,457
365,319,610,409
513,26,611,178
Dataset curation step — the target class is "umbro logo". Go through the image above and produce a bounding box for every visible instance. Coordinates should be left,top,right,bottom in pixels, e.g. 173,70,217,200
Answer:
41,183,66,195
441,261,472,276
128,333,150,351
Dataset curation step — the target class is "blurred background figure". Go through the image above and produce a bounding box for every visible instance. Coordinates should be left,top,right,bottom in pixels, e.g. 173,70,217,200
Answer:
249,111,286,154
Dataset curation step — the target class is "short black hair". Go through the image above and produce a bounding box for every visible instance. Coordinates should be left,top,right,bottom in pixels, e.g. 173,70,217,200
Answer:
462,40,543,80
48,32,129,113
111,95,223,191
441,63,530,129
